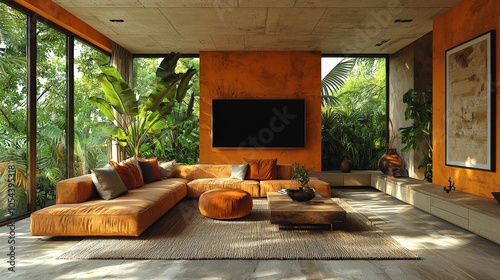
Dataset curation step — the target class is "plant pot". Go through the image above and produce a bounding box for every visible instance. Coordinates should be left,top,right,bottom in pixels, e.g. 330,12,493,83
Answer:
492,192,500,205
378,148,403,175
340,156,352,173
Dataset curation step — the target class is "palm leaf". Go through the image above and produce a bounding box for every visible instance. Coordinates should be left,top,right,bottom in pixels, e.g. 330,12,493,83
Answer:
176,68,196,102
321,58,355,106
156,52,181,78
142,79,179,115
88,96,116,122
97,67,138,116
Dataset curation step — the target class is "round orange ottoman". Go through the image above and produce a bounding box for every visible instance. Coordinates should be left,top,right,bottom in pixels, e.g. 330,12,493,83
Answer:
198,189,253,219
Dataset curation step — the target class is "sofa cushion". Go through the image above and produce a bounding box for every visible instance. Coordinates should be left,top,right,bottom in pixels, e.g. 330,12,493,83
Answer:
56,174,96,204
230,164,248,180
110,160,143,189
158,160,176,179
138,157,162,183
31,178,188,237
186,178,260,197
173,164,232,180
244,158,277,180
91,165,128,200
122,156,144,184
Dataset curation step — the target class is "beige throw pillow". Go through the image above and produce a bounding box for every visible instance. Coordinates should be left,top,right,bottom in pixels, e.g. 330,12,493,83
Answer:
158,160,176,179
230,164,248,180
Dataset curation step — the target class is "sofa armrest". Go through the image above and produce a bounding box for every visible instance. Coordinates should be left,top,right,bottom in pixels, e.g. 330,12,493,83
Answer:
56,174,96,204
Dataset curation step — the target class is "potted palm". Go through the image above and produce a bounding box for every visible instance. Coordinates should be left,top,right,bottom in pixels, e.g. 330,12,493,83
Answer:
89,52,196,157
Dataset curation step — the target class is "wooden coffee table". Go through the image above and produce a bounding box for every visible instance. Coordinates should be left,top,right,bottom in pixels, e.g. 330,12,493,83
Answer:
267,191,346,230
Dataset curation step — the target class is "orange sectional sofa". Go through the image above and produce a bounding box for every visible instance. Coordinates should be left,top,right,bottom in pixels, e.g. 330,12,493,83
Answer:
30,164,331,237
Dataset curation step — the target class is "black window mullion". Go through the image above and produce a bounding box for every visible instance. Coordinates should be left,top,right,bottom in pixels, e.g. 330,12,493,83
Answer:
66,36,75,178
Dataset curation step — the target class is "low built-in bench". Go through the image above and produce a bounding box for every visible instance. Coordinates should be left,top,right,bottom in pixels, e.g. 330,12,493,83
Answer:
310,171,500,245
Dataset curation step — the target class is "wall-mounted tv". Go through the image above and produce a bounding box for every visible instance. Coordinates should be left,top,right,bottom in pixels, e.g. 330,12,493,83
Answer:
212,99,306,148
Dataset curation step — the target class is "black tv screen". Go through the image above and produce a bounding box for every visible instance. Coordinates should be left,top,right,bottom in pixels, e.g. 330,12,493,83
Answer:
212,99,305,148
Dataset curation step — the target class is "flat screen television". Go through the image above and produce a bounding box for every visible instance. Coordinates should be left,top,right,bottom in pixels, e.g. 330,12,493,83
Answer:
212,99,306,148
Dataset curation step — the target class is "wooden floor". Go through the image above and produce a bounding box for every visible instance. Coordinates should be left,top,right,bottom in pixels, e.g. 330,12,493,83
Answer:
1,187,500,280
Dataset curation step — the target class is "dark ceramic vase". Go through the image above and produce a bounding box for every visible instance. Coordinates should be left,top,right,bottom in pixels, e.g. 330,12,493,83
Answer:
286,187,316,202
492,192,500,205
340,156,352,173
378,148,403,175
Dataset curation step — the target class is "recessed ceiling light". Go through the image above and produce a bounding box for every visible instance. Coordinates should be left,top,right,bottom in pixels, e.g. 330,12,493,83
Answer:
375,39,390,47
109,19,124,23
394,19,413,23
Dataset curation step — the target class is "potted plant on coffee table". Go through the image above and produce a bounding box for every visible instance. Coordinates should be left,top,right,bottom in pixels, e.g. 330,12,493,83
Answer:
288,162,315,201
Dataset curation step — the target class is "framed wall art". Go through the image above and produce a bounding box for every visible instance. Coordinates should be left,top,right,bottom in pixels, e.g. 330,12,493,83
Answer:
445,30,496,171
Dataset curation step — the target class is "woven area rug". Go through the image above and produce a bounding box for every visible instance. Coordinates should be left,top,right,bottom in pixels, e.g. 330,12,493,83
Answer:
57,198,419,260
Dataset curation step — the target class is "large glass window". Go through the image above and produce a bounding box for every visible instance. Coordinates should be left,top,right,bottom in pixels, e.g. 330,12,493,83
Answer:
73,40,110,176
0,2,110,224
35,22,67,208
0,3,29,220
133,57,200,164
321,57,387,170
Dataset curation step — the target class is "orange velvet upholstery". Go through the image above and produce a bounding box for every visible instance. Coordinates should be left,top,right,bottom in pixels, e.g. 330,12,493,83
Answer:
187,178,260,197
244,158,277,180
31,163,330,237
198,189,253,219
174,164,302,198
55,174,96,204
31,178,188,236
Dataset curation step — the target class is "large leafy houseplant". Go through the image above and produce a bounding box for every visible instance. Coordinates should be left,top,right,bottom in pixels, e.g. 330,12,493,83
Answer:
90,53,196,157
398,89,432,181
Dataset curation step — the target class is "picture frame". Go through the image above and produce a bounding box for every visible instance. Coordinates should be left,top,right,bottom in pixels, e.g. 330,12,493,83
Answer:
445,30,496,171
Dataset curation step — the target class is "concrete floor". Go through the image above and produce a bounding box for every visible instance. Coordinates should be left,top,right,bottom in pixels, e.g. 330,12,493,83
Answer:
1,187,500,280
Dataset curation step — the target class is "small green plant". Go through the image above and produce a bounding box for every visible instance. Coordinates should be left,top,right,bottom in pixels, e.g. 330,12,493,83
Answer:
291,162,310,188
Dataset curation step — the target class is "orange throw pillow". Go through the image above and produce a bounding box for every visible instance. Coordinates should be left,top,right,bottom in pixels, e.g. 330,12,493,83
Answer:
243,158,277,180
110,160,143,189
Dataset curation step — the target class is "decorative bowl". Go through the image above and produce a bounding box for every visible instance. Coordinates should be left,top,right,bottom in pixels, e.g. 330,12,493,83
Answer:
284,187,316,202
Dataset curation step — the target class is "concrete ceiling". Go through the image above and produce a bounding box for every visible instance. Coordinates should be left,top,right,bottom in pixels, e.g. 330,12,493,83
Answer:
53,0,462,55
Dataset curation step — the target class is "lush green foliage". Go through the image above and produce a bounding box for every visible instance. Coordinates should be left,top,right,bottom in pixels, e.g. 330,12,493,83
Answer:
134,57,200,164
0,3,110,214
399,89,433,181
90,54,197,158
321,58,387,170
321,58,355,106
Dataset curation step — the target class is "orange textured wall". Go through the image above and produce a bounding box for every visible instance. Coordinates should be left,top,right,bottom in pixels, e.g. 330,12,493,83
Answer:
199,51,322,172
14,0,112,53
433,0,500,198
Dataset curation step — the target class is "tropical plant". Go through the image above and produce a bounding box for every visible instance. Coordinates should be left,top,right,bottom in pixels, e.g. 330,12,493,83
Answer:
399,88,433,181
140,58,200,164
291,162,310,188
321,58,355,106
321,57,387,170
89,53,196,157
